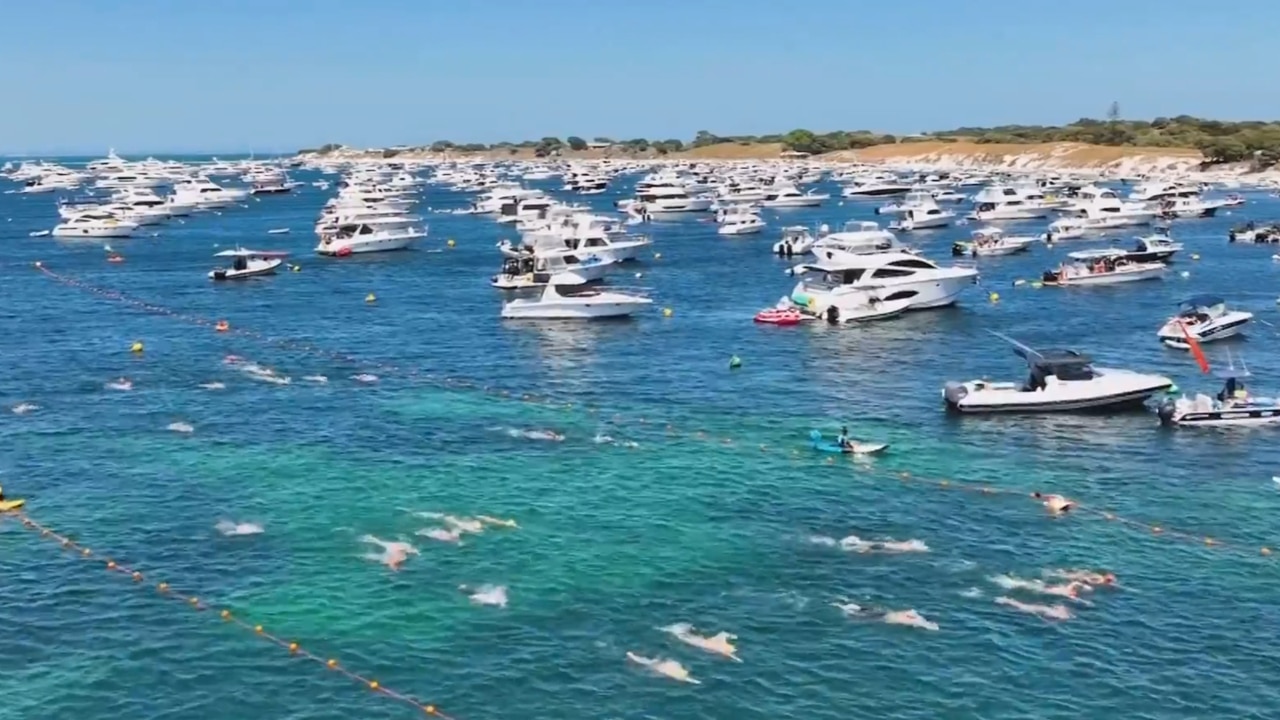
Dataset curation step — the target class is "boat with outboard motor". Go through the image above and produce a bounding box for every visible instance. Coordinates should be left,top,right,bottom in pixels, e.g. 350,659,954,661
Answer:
1156,296,1253,348
1158,368,1280,427
1228,221,1280,243
209,248,288,280
943,334,1174,413
773,225,819,257
1067,234,1182,265
1042,256,1166,286
951,227,1034,257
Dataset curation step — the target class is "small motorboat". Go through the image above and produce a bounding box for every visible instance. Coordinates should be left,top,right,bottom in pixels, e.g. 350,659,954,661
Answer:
1159,370,1280,426
1228,222,1280,243
1042,256,1166,286
943,334,1173,413
1067,235,1182,265
952,227,1034,257
772,226,817,257
1156,295,1253,348
718,212,766,236
209,248,287,280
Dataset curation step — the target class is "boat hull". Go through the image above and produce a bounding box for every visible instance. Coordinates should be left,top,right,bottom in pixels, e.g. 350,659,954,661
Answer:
944,383,1170,413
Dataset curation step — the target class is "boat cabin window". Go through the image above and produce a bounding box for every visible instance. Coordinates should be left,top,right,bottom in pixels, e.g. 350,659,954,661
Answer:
885,258,936,270
1001,188,1018,196
873,267,916,278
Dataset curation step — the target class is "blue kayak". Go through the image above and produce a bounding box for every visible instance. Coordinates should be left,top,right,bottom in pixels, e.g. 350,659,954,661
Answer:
809,429,888,455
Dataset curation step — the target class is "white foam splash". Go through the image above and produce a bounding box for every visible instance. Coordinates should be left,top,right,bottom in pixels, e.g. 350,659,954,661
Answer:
215,520,264,536
167,422,194,434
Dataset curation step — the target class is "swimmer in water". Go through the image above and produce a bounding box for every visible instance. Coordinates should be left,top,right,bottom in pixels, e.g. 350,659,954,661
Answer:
360,535,418,571
661,623,742,662
832,600,939,631
625,652,700,684
1032,492,1075,516
995,596,1074,621
992,574,1091,603
1046,569,1117,587
106,377,133,391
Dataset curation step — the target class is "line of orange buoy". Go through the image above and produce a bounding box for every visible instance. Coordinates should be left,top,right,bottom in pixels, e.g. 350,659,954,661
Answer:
32,262,1274,558
4,509,455,719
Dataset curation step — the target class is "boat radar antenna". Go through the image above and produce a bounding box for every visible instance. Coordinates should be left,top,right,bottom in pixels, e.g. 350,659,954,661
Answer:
986,330,1042,360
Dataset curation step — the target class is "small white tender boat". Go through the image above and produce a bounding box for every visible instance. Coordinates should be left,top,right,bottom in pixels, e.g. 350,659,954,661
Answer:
209,249,288,280
1041,256,1166,286
951,227,1035,257
1159,372,1280,426
718,213,766,236
772,226,817,257
943,336,1173,414
1156,295,1253,348
500,277,652,319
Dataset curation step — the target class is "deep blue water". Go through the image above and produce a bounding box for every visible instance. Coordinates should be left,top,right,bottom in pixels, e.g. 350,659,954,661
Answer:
2,159,1279,720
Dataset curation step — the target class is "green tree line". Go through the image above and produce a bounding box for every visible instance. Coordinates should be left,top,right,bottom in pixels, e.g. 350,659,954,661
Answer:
300,115,1280,166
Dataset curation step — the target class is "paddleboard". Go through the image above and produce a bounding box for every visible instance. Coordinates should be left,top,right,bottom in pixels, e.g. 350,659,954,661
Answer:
0,499,26,512
808,431,888,455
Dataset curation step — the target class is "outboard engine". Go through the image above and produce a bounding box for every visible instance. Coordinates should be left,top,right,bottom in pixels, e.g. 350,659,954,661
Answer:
211,268,228,281
1228,229,1236,243
825,306,840,325
1042,270,1058,283
942,382,968,411
951,242,965,257
1156,399,1178,426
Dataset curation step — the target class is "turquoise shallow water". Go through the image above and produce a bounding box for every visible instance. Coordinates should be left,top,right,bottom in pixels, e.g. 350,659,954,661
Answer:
2,159,1280,719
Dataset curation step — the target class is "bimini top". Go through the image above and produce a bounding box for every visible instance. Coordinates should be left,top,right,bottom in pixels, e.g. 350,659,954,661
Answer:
1179,295,1224,310
1014,346,1092,368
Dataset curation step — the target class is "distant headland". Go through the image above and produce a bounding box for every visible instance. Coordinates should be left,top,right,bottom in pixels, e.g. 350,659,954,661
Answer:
297,114,1280,172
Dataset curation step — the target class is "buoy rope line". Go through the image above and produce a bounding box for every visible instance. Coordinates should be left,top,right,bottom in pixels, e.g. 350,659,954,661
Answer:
31,262,1274,558
3,511,455,718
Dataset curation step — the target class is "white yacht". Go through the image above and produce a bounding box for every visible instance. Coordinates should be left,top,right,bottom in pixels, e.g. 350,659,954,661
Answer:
635,185,714,214
840,179,912,198
810,220,901,261
875,190,939,216
515,213,651,263
1156,296,1253,349
967,185,1055,221
1041,256,1166,286
1066,235,1182,264
718,212,766,236
491,251,615,289
888,205,956,231
944,342,1173,413
1127,181,1199,203
1158,196,1229,219
209,249,287,280
316,219,424,255
171,177,249,208
760,185,828,208
788,251,978,312
951,227,1034,257
500,279,652,319
1058,185,1157,226
51,214,138,238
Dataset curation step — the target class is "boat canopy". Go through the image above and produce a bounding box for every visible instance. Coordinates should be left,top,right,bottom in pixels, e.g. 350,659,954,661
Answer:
1180,295,1224,309
1015,346,1092,369
214,249,289,257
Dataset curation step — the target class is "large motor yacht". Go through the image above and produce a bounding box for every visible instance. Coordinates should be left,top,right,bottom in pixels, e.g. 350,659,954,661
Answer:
315,218,425,255
943,340,1173,413
787,251,978,313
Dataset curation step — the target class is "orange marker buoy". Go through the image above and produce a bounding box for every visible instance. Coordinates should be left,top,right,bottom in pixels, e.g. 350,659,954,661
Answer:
327,659,338,669
106,560,116,570
369,680,381,691
254,625,264,634
215,320,229,332
220,610,231,621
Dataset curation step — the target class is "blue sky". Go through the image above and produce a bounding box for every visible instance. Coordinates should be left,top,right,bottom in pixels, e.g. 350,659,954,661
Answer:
4,0,1277,154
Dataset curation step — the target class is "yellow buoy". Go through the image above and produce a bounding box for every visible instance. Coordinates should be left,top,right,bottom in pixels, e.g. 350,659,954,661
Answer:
130,341,144,353
662,307,673,318
988,292,1000,302
365,293,377,303
447,239,456,248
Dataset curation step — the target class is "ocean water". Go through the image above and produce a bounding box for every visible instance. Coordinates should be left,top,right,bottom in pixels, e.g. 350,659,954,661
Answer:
2,161,1279,720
